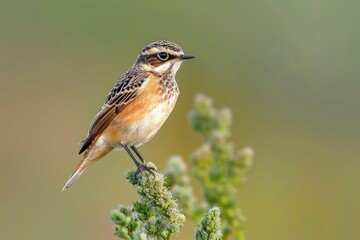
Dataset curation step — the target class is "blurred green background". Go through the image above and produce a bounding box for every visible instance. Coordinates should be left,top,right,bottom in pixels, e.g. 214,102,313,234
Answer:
1,0,359,239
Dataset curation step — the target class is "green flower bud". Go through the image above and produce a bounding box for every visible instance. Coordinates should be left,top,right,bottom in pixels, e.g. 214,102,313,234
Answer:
195,207,223,240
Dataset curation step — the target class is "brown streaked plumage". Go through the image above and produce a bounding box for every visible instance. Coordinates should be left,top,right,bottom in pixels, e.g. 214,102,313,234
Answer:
62,40,195,190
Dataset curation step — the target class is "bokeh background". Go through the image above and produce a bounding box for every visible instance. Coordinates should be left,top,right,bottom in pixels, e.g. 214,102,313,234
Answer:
1,1,359,239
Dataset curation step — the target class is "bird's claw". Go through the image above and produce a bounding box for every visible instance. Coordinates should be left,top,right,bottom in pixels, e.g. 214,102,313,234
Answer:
134,163,157,179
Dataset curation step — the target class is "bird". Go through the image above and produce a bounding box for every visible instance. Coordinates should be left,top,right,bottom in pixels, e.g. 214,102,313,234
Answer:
62,40,195,191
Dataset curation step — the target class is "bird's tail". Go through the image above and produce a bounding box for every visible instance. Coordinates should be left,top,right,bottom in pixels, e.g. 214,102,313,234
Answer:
62,141,112,191
62,159,88,191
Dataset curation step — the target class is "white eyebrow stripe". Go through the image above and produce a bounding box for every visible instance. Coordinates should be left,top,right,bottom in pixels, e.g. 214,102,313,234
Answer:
142,48,183,56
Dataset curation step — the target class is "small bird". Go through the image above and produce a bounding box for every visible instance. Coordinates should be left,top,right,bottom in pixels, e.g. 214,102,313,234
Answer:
62,40,194,191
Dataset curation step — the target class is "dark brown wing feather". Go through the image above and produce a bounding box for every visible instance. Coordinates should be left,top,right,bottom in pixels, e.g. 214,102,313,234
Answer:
79,68,149,154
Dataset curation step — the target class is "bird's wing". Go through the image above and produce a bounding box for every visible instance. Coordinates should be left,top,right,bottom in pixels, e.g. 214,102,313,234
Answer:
78,68,149,154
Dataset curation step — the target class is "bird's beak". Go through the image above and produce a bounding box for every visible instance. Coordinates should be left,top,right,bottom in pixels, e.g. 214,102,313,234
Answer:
180,54,195,60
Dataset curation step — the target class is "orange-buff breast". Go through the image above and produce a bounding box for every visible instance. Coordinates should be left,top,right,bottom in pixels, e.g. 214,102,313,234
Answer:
101,76,179,147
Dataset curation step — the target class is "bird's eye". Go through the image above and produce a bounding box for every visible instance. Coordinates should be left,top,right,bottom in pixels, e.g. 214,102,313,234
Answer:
157,52,169,61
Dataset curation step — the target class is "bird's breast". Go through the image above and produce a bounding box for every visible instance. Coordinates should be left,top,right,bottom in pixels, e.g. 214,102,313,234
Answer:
104,76,179,146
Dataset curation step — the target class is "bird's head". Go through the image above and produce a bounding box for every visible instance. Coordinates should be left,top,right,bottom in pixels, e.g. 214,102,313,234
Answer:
136,40,195,75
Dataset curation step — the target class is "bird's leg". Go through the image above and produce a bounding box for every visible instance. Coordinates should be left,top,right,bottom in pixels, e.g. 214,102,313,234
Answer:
121,144,156,176
130,146,144,163
130,145,157,175
121,143,142,168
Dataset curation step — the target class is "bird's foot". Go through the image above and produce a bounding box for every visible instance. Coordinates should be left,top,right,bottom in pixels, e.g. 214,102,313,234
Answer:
134,163,157,179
